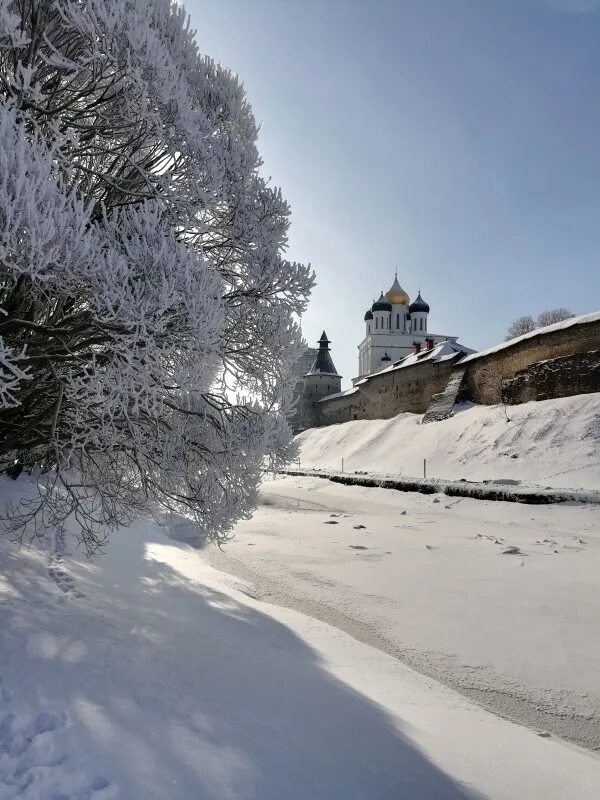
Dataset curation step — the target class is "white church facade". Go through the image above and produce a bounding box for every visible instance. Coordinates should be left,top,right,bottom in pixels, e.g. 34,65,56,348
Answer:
357,274,458,378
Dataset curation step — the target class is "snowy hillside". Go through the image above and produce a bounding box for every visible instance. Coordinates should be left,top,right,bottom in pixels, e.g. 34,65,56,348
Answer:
296,394,600,490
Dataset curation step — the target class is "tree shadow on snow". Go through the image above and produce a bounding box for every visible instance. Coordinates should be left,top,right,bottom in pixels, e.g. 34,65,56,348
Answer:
0,521,484,800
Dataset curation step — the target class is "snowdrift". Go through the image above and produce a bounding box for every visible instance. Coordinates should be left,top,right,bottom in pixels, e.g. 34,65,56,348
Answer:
295,394,600,490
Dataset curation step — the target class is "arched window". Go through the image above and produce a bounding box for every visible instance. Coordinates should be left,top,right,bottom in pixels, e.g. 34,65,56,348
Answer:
368,324,371,334
420,318,424,331
396,313,400,328
376,317,378,330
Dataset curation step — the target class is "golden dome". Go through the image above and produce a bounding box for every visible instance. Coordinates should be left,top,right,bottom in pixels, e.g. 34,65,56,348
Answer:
385,275,410,306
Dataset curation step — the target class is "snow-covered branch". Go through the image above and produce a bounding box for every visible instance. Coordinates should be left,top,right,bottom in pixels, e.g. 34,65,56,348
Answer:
0,0,314,552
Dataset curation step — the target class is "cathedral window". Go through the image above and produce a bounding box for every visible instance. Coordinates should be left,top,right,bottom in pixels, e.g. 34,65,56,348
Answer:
396,313,400,329
375,317,378,329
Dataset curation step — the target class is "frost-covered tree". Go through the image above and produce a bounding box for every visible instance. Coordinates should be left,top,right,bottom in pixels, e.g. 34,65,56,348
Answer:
536,308,575,328
0,0,314,553
505,308,576,341
505,315,536,341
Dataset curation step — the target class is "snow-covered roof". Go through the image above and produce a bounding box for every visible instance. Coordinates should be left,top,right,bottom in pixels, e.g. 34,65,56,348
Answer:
458,310,600,365
376,340,476,376
318,387,359,403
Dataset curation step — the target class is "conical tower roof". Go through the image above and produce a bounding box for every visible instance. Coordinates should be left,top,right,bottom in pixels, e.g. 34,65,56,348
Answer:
307,331,340,376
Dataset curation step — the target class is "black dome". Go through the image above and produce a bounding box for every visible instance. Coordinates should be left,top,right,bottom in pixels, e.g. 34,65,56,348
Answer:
372,292,392,313
409,292,430,313
364,309,373,321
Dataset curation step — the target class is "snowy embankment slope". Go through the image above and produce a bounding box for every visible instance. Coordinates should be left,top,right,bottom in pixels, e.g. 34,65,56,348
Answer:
296,394,600,490
2,477,600,799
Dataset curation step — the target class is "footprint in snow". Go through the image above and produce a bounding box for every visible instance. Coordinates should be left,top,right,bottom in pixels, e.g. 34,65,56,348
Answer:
47,529,85,601
0,689,111,798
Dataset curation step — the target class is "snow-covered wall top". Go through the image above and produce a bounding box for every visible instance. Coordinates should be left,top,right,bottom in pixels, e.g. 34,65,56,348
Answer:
459,311,600,365
318,387,359,403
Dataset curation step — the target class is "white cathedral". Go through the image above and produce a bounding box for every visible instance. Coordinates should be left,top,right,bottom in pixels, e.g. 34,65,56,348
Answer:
357,274,458,378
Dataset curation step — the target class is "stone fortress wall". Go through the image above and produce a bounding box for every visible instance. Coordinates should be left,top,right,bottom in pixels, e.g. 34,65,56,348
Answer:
461,316,600,405
310,313,600,428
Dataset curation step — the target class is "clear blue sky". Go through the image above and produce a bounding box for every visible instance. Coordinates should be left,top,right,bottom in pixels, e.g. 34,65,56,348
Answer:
189,0,600,384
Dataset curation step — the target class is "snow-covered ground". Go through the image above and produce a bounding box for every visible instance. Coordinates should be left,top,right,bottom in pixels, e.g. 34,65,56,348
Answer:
296,394,600,490
208,475,600,752
2,475,600,799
